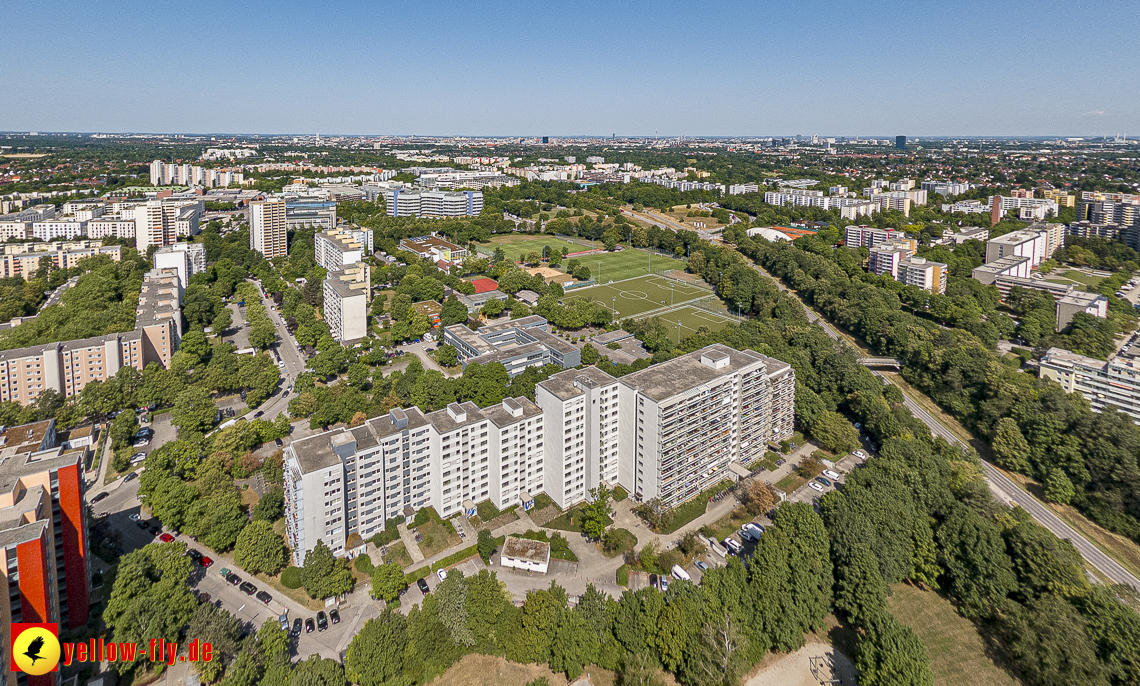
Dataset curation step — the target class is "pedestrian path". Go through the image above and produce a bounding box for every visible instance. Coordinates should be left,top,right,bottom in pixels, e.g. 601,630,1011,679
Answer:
396,522,425,563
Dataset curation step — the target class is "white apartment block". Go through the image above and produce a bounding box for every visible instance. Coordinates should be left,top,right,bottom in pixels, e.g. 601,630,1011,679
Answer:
1055,292,1108,332
616,345,794,508
150,160,244,188
314,228,371,271
250,198,288,257
844,225,908,250
985,224,1061,267
535,366,621,508
868,240,915,278
85,217,136,239
322,267,370,343
898,256,947,294
728,183,760,195
32,219,86,241
1040,348,1140,424
386,189,483,217
134,198,203,251
153,243,206,292
0,221,31,240
920,180,971,197
988,195,1058,217
766,191,880,217
937,226,989,244
942,200,990,214
971,255,1032,285
284,344,797,564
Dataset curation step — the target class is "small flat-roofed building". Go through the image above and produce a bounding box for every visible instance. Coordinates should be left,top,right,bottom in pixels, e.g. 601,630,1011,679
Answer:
500,536,551,574
443,316,581,376
1055,291,1108,332
399,235,469,262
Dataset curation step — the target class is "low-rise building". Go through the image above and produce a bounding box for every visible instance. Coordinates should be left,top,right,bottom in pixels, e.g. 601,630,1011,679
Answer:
1055,291,1108,332
443,315,580,376
500,537,550,574
971,255,1033,285
456,290,509,313
399,235,469,262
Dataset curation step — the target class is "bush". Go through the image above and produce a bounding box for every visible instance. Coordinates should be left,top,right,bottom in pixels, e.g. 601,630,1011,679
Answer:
111,450,130,474
281,567,303,589
354,555,374,574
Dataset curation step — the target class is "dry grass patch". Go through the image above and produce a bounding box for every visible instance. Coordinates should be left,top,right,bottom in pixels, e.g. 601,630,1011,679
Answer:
888,584,1020,686
428,654,638,686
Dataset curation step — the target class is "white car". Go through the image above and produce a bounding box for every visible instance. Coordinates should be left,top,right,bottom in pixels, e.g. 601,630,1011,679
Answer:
822,469,841,480
853,450,868,459
809,482,825,493
128,513,141,522
437,569,447,583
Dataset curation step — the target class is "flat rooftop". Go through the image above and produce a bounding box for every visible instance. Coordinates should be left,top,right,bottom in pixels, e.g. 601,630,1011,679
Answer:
289,432,344,474
619,343,787,402
502,536,550,564
537,365,618,401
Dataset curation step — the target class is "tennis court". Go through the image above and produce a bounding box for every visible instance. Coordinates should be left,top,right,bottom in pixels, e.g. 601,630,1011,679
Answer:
568,275,711,319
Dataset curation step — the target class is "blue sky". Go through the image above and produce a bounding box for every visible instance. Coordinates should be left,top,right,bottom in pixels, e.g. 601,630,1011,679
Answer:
2,0,1137,136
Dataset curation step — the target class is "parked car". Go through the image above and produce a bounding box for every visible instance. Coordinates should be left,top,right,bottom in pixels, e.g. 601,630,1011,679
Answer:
279,613,289,631
305,618,315,633
649,574,658,589
196,592,211,604
187,549,203,561
200,556,214,568
92,492,109,504
694,560,709,571
822,469,841,480
239,581,257,596
132,438,150,448
672,564,691,581
417,578,430,596
316,611,328,631
775,458,785,466
659,577,669,592
808,482,825,493
815,476,832,487
253,411,264,418
124,471,139,482
136,519,150,530
128,513,142,522
853,449,868,459
275,438,283,447
219,567,231,578
329,609,340,625
226,573,242,586
437,568,447,582
158,533,175,543
291,618,303,637
130,452,147,464
256,591,273,605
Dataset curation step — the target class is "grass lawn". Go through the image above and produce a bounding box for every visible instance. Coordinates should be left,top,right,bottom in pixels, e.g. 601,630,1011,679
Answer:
481,234,598,262
616,564,630,587
545,505,612,534
656,480,734,534
1062,269,1104,287
597,527,637,559
431,654,622,686
532,492,559,512
651,304,738,342
414,520,460,559
613,485,629,501
888,584,1019,686
568,274,710,319
476,500,516,522
775,474,806,494
701,505,754,543
252,571,325,611
239,486,260,509
384,541,413,569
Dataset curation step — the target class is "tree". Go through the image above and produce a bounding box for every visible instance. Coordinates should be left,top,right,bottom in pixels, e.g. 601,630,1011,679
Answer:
809,411,861,453
256,617,289,661
171,386,217,436
833,544,887,627
212,306,233,334
440,296,469,326
581,485,611,540
370,562,405,603
477,529,496,563
619,652,665,686
234,520,287,575
1044,468,1075,504
999,596,1111,686
436,571,475,646
549,610,599,680
254,486,284,522
481,299,505,318
437,344,459,367
187,601,243,682
936,504,1017,618
345,611,408,686
110,410,140,449
992,417,1031,472
290,655,346,686
687,612,749,686
301,541,356,599
739,479,775,516
856,613,935,686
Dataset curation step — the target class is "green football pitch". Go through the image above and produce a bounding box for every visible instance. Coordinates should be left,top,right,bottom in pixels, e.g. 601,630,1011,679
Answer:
655,305,740,342
580,249,687,283
567,275,712,319
479,236,597,262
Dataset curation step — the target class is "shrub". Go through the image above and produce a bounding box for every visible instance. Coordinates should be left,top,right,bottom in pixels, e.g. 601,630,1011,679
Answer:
354,555,374,574
281,567,303,589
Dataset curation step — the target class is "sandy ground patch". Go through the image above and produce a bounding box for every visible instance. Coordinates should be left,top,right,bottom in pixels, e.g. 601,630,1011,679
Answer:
744,642,856,686
525,265,575,284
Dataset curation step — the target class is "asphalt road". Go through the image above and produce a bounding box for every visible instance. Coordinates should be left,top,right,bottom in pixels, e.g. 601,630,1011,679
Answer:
747,257,1140,592
246,280,308,421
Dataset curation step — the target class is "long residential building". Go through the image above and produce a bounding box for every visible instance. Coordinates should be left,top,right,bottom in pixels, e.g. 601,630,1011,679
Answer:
844,225,908,250
323,264,370,343
314,228,373,271
897,256,947,294
0,269,182,406
1040,348,1140,423
0,420,92,669
386,189,483,217
284,344,796,563
0,241,121,280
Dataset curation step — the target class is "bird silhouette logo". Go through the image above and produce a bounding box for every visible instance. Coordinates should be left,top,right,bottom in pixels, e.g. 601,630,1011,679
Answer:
11,624,61,676
24,636,45,665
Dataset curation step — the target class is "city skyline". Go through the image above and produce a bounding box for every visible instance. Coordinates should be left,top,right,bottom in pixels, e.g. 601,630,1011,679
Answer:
2,0,1138,136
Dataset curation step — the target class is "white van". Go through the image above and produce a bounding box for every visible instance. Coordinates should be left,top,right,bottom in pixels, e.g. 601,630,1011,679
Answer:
671,564,691,581
822,469,841,480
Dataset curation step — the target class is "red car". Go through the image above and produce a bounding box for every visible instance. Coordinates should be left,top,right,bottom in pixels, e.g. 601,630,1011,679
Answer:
201,556,214,568
159,533,175,543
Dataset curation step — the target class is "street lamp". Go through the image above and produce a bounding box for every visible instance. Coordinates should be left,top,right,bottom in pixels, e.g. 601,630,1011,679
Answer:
612,296,616,317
